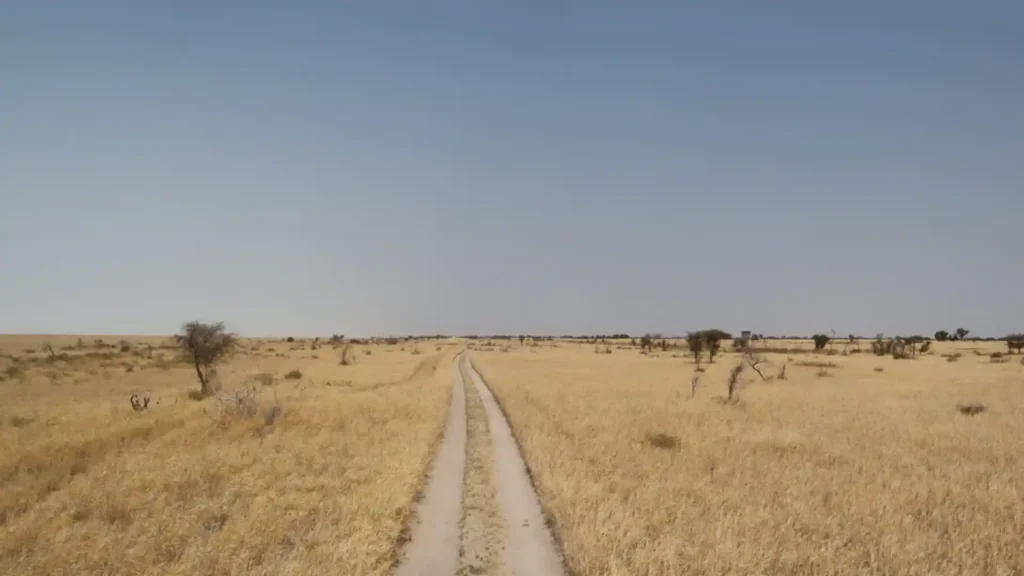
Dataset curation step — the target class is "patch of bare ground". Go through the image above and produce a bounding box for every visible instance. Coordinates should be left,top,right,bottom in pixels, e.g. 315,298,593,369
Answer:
457,355,507,576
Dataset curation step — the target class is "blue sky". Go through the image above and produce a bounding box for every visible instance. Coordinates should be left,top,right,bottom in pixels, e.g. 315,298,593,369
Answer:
1,1,1022,337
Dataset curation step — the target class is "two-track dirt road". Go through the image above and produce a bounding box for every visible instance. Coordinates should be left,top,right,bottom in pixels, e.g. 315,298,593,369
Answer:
394,352,564,576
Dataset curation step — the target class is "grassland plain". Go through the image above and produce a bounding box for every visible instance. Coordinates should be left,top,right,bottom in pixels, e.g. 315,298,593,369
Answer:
472,339,1024,576
0,334,457,576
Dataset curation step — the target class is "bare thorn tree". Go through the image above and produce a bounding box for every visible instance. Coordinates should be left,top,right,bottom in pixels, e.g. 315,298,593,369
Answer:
175,321,236,397
727,361,745,401
743,349,769,381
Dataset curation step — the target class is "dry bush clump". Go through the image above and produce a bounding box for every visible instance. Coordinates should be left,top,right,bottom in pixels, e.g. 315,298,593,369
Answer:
956,403,986,416
472,343,1024,576
284,369,303,380
815,368,831,378
645,432,679,450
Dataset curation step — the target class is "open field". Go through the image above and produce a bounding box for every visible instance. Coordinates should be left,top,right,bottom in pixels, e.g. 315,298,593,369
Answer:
4,333,1023,576
0,334,457,576
473,340,1024,576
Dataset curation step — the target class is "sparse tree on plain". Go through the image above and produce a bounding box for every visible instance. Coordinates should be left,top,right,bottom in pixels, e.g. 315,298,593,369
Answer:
686,332,704,363
640,334,654,352
954,328,969,341
175,321,236,396
701,329,731,363
813,334,831,352
934,330,950,342
1006,334,1024,354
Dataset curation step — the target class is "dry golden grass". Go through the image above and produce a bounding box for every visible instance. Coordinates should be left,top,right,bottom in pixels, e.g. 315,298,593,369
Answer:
474,340,1024,576
0,334,456,576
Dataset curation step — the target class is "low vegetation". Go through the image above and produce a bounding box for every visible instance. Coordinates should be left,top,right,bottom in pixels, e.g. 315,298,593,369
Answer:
0,333,455,576
473,340,1024,576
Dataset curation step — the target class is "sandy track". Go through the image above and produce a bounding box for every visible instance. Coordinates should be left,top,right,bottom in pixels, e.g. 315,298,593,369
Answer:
457,356,507,575
393,354,467,576
394,353,564,576
465,356,565,576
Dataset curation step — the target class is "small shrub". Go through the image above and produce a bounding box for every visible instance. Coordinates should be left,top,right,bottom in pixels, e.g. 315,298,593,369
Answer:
956,403,986,416
943,352,962,363
187,390,208,401
816,369,831,378
871,335,893,356
645,432,679,450
284,370,303,380
9,415,34,428
253,373,276,387
4,365,24,379
874,367,884,372
990,352,1004,359
410,347,422,355
286,337,295,343
119,341,132,353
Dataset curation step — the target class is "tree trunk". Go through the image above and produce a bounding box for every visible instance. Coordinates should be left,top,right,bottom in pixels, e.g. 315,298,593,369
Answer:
192,352,208,395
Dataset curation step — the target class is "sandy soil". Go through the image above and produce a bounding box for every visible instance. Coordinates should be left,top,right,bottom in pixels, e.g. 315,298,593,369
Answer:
466,356,564,576
394,355,467,576
395,353,564,576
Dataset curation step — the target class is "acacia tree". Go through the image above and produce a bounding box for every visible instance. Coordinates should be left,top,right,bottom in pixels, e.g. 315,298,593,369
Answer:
175,321,236,396
686,332,704,363
702,329,731,363
813,334,831,352
1006,334,1024,354
640,334,654,352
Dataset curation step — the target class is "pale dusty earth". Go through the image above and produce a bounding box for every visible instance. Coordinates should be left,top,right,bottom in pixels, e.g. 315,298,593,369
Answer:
394,353,564,576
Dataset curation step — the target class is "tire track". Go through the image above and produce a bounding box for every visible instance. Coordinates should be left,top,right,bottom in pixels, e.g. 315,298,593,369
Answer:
394,352,564,576
393,353,467,576
457,355,507,575
465,356,565,576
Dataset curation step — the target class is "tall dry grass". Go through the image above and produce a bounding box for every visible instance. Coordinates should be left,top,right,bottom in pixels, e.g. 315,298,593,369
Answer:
474,341,1024,576
0,335,455,576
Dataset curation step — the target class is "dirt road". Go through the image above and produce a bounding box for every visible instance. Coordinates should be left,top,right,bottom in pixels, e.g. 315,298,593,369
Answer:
393,353,564,576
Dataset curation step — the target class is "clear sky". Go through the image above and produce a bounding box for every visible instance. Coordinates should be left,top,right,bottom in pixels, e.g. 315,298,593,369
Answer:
1,1,1022,337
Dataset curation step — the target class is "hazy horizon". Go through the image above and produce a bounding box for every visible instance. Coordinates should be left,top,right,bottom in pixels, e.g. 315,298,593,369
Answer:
2,1,1022,338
